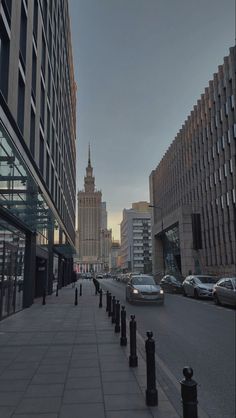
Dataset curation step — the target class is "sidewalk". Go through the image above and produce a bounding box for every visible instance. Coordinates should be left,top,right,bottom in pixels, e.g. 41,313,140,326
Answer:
0,280,179,418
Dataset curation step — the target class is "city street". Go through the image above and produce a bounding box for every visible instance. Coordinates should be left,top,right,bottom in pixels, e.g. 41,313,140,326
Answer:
99,278,236,418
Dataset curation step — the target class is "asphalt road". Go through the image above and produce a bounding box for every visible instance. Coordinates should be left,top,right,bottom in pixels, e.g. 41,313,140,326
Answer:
99,278,236,418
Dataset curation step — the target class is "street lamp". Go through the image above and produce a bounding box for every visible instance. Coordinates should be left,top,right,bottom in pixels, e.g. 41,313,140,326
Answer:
149,204,165,276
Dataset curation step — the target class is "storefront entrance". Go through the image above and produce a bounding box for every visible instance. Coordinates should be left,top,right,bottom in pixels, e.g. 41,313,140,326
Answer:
0,223,25,320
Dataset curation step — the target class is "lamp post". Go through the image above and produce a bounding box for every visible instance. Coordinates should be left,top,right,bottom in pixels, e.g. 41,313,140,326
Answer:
149,205,165,276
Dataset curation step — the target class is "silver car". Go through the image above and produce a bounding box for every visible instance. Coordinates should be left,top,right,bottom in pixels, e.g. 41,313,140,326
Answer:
182,275,218,298
213,277,236,307
126,275,164,304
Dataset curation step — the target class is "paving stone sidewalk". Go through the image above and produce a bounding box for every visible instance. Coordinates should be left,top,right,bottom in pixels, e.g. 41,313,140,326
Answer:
0,280,179,418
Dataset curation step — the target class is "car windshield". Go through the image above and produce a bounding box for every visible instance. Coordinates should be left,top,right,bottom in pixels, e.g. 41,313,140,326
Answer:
195,276,218,284
132,276,156,286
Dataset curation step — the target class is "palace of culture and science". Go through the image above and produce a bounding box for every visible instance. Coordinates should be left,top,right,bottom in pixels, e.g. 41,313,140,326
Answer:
76,147,111,273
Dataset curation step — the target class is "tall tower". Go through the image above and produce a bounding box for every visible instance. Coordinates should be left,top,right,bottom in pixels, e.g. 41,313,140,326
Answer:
77,146,102,271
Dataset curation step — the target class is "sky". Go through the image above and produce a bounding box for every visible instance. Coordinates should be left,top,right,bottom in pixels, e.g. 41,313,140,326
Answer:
68,0,235,240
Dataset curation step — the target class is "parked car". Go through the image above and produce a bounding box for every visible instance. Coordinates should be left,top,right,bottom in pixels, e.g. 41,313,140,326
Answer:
213,277,236,307
182,275,218,298
126,274,164,304
160,275,183,293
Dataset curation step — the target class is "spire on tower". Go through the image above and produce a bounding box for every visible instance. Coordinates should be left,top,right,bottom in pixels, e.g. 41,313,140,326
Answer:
88,143,91,166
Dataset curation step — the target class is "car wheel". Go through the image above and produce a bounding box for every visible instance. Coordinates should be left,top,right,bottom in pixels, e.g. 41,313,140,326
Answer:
214,294,220,305
194,289,199,299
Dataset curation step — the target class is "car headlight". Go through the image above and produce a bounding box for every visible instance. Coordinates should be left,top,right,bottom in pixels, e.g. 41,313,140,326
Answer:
160,289,164,294
132,289,139,294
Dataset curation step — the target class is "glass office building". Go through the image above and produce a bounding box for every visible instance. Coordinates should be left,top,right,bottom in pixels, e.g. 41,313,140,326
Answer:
0,0,76,319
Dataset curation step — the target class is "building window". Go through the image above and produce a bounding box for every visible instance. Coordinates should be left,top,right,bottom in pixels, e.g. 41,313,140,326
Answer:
46,152,50,187
231,94,235,109
0,19,10,100
33,0,38,41
46,105,50,145
41,34,46,77
31,48,37,100
2,0,12,24
30,108,35,156
221,136,225,149
19,1,27,66
40,81,45,128
233,124,236,139
17,73,25,133
39,134,44,175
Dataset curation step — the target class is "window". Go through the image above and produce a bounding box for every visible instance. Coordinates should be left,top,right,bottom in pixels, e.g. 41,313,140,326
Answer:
224,163,227,177
2,0,12,24
39,134,44,175
41,34,46,77
221,136,225,149
231,95,235,109
46,105,50,144
17,73,25,133
30,108,35,156
46,152,50,187
40,81,45,127
33,0,38,41
31,48,37,99
0,19,10,99
19,2,27,66
233,124,236,139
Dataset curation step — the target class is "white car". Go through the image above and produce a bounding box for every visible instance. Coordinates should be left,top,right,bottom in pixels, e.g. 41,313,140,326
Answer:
126,275,164,304
182,275,218,298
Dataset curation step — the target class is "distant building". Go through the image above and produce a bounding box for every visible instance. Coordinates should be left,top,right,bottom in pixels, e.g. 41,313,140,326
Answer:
101,202,108,229
109,240,121,272
100,228,112,271
77,146,102,272
120,202,152,273
150,47,236,279
0,0,76,319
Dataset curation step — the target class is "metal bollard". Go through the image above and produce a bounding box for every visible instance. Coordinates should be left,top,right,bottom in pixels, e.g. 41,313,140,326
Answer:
180,367,198,418
99,288,103,308
108,293,112,317
129,315,138,367
145,331,158,406
111,296,116,323
120,306,127,346
115,300,120,333
74,288,78,306
106,290,109,312
79,283,82,296
42,288,46,305
56,284,58,297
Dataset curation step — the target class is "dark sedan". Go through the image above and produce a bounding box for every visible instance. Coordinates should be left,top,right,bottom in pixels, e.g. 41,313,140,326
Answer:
160,275,183,293
126,275,164,304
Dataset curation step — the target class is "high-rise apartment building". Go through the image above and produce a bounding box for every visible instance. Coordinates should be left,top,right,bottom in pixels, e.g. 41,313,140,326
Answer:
0,0,76,320
150,47,235,279
120,202,152,273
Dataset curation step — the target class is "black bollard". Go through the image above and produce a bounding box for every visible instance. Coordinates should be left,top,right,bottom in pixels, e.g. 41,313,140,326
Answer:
120,306,127,346
115,300,120,333
111,296,116,323
56,284,58,297
108,293,112,317
99,288,103,308
129,315,138,367
180,367,198,418
106,290,109,312
145,331,158,406
74,288,78,306
80,283,82,296
42,288,46,305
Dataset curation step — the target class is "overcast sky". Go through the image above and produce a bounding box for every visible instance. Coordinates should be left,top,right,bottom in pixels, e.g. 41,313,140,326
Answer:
69,0,235,240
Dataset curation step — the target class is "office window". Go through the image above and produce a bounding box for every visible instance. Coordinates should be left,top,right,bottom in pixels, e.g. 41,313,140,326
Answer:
46,152,50,187
233,124,236,139
41,34,46,77
39,134,44,175
51,165,54,198
231,94,235,109
19,2,27,66
46,105,50,144
33,0,38,41
17,73,25,133
40,81,45,128
221,135,225,149
30,108,35,156
0,19,10,99
31,48,37,99
2,0,12,25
